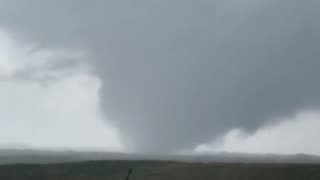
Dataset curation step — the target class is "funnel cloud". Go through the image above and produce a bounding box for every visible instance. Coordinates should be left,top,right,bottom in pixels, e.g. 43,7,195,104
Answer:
0,0,320,154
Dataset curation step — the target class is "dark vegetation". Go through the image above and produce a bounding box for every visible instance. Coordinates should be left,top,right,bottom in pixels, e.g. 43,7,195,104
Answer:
0,160,320,180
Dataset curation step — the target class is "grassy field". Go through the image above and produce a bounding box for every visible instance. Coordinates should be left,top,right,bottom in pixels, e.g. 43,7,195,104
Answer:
0,160,320,180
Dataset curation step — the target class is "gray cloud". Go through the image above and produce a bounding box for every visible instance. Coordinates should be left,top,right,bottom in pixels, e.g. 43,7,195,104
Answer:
1,0,320,153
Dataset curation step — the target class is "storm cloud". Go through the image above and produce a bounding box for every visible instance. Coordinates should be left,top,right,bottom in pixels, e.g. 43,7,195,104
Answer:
1,0,320,153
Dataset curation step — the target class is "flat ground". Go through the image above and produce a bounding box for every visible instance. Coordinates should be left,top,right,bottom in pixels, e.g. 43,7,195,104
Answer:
0,160,319,180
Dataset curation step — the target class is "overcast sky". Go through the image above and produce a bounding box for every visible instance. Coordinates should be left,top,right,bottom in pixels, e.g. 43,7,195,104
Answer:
0,0,320,155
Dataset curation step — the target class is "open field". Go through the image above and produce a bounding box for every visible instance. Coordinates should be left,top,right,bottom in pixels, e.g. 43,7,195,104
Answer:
0,160,320,180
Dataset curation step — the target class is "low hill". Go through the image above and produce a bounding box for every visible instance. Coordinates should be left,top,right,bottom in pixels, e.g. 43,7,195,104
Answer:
1,149,320,165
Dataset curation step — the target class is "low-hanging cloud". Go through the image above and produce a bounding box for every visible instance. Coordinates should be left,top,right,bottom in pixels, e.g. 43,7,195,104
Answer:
1,0,320,153
0,28,124,151
195,110,320,155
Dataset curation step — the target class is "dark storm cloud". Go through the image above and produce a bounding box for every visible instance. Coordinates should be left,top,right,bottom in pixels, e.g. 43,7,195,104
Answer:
1,0,320,153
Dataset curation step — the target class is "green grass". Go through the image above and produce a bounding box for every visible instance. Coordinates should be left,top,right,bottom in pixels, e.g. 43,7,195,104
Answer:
0,160,319,180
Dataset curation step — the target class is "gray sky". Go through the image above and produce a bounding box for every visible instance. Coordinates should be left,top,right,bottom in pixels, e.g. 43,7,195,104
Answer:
0,0,320,154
